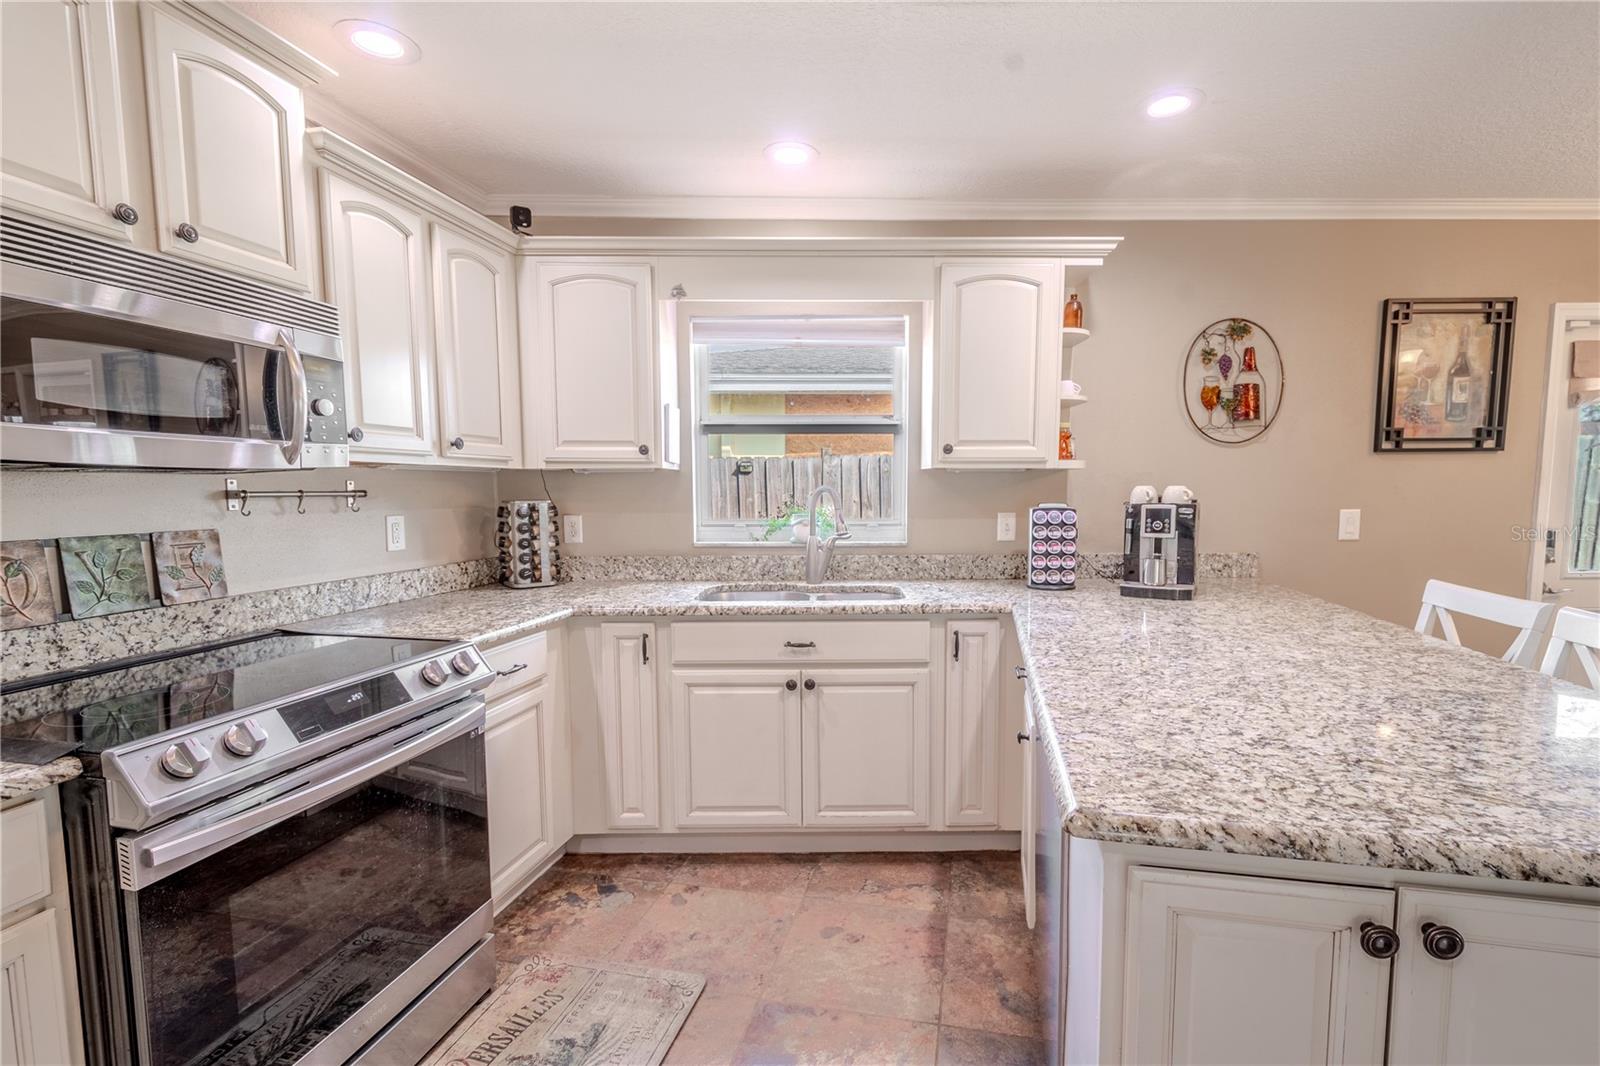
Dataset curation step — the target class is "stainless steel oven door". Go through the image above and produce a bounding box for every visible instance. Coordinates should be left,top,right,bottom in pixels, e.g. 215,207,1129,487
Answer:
0,281,346,469
116,698,490,1066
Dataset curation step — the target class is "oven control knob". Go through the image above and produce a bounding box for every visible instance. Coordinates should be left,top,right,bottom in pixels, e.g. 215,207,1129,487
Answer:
310,397,336,417
449,650,477,676
222,718,268,758
159,737,211,779
420,659,451,687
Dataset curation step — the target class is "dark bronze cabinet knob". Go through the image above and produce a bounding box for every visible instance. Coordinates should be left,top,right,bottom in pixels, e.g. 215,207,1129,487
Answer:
803,678,816,691
112,202,139,225
1420,922,1464,960
1359,922,1399,959
348,426,365,442
450,436,465,450
639,444,650,455
785,679,798,691
942,444,953,455
176,222,199,243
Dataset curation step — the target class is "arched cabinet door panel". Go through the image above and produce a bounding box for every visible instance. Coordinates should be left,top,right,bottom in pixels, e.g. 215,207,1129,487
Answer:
430,225,520,465
142,4,311,290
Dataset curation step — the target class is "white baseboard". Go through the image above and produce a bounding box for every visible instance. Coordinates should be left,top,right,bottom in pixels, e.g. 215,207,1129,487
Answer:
566,830,1019,854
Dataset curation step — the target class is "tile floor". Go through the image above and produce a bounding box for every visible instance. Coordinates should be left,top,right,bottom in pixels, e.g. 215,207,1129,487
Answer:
490,850,1046,1065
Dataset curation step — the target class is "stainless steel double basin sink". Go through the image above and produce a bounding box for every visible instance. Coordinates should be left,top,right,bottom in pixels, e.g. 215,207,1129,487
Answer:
697,585,905,603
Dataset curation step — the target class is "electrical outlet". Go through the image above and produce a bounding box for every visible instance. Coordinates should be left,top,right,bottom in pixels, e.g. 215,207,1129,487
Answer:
385,514,406,552
563,514,584,544
1338,509,1361,541
996,512,1017,541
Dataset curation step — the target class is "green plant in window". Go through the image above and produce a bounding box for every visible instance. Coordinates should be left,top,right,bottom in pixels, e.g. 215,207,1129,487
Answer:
754,500,835,542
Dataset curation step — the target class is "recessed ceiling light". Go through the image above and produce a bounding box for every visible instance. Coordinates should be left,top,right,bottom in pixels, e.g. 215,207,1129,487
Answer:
336,20,420,63
765,141,818,166
1145,89,1203,119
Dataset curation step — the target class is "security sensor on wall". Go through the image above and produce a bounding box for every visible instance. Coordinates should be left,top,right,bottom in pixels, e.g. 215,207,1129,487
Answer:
509,205,533,233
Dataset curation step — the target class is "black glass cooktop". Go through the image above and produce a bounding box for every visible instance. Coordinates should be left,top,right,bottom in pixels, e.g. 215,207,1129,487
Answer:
0,632,450,761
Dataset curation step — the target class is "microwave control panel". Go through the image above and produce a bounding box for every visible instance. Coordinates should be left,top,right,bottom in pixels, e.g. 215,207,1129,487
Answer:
301,355,349,467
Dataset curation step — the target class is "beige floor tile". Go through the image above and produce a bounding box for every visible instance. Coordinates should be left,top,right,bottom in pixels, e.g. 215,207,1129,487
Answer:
767,896,946,1022
493,872,667,965
673,853,821,896
663,989,762,1066
948,851,1027,921
936,1024,1047,1065
732,1002,939,1065
939,914,1044,1038
803,852,950,911
613,884,801,995
556,851,689,884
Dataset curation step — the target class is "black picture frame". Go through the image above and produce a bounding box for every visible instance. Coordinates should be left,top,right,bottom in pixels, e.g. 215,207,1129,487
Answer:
1373,298,1516,452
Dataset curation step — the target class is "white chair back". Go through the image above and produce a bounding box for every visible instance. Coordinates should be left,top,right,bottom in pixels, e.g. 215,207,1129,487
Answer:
1414,579,1556,668
1537,607,1600,690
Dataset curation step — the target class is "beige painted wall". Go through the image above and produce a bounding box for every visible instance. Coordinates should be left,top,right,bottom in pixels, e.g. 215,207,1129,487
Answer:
0,467,497,596
506,218,1600,640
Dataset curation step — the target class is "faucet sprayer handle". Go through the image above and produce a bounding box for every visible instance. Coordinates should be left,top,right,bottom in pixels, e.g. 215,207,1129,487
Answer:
832,529,853,541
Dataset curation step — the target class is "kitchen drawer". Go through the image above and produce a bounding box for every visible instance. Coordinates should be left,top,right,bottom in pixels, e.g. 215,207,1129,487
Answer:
671,620,932,664
1,798,51,914
482,633,549,703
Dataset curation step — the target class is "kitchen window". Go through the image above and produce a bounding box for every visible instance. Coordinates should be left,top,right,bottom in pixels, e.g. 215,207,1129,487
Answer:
689,307,910,546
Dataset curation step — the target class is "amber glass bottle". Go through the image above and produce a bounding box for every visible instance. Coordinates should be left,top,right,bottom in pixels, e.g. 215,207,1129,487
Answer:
1062,291,1083,329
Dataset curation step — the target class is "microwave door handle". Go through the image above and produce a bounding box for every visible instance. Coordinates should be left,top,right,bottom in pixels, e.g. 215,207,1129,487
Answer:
278,330,308,466
126,699,484,890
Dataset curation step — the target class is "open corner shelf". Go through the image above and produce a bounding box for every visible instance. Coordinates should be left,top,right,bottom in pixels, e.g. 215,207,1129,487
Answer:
1061,393,1089,409
1051,459,1087,470
1060,327,1092,350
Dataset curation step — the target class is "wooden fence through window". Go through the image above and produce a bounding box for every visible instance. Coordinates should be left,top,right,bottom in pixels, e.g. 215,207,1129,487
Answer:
705,454,895,523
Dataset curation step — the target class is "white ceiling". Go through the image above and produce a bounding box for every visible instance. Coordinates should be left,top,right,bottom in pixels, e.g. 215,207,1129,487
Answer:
236,1,1600,219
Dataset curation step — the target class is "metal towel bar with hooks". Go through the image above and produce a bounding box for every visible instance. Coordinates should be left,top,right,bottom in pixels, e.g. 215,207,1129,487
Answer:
225,478,367,517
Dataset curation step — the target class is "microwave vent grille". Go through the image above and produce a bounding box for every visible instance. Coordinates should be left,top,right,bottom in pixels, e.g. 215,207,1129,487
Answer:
0,213,339,335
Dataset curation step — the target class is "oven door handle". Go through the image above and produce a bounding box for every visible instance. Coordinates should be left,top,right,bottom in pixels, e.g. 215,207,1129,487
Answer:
278,329,308,466
121,699,485,891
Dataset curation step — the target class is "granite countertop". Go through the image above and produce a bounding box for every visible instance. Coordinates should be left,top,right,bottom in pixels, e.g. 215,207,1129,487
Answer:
0,755,83,801
291,578,1600,887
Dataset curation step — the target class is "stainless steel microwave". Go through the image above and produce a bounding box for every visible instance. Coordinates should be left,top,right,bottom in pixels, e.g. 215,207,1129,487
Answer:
0,214,347,470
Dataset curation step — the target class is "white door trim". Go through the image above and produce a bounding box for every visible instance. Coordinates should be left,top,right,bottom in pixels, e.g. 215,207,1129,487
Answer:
1527,301,1600,599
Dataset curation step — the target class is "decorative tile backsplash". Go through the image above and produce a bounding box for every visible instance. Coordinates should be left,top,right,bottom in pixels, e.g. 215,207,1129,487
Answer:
561,551,1259,584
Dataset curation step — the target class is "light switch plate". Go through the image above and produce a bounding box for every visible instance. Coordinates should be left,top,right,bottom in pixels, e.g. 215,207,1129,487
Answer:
996,512,1017,541
385,514,406,552
563,515,584,544
1338,509,1361,541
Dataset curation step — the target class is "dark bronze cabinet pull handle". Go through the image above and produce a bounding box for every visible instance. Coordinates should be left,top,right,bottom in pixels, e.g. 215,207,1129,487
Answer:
953,632,961,661
784,640,817,649
1359,922,1399,959
495,663,527,679
785,679,798,691
1017,731,1030,744
803,678,816,691
641,633,650,665
1420,922,1464,960
1013,666,1027,680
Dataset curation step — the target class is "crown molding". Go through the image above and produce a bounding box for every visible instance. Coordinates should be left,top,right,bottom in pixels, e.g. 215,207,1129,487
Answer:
482,193,1600,222
512,235,1123,261
173,1,337,84
306,96,493,214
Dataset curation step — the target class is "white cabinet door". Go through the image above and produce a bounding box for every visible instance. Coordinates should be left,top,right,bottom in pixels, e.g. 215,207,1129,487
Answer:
141,4,311,289
430,225,520,465
0,0,135,241
801,667,930,828
944,619,1002,827
1124,867,1394,1065
931,260,1062,467
320,171,435,459
486,683,553,911
670,669,802,828
531,260,659,467
1,909,76,1066
597,623,660,829
1020,692,1037,930
1388,887,1600,1065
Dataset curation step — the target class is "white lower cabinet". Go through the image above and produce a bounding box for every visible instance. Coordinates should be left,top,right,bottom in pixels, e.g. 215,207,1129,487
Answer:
944,619,1002,827
1388,887,1600,1065
485,682,552,910
596,623,660,829
670,669,802,828
1,909,75,1066
1124,868,1395,1065
802,667,931,828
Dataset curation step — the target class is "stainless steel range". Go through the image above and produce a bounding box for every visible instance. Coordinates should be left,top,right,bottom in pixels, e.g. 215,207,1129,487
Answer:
2,632,498,1066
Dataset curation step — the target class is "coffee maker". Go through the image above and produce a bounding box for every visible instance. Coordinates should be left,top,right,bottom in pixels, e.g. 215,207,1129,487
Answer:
1120,485,1198,600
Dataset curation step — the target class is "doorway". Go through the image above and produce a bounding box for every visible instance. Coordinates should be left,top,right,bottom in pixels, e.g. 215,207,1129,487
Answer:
1528,303,1600,622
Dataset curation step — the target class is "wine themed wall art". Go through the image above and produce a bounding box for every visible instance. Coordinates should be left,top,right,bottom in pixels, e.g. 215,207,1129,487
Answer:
1182,318,1284,444
1373,298,1516,452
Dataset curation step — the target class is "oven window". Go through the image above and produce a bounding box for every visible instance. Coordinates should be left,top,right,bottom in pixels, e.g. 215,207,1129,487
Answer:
126,732,488,1066
0,297,272,439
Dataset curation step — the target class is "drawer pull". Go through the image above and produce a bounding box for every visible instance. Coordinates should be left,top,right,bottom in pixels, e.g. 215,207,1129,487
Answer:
495,663,528,679
1017,731,1030,744
784,640,817,649
1013,665,1027,680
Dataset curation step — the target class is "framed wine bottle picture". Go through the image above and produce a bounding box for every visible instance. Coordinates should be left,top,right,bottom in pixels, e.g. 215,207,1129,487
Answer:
1374,298,1516,451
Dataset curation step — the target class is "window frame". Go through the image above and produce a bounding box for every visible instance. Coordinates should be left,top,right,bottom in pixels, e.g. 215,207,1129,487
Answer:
682,300,918,547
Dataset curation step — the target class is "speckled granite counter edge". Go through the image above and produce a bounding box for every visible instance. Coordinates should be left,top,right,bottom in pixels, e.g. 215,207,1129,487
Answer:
0,755,82,800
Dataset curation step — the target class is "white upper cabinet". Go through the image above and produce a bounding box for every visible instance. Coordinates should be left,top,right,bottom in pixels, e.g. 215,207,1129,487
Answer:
927,260,1063,467
141,3,312,289
1388,887,1600,1065
430,225,521,465
526,259,669,468
319,172,435,459
1123,867,1395,1065
0,0,137,241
